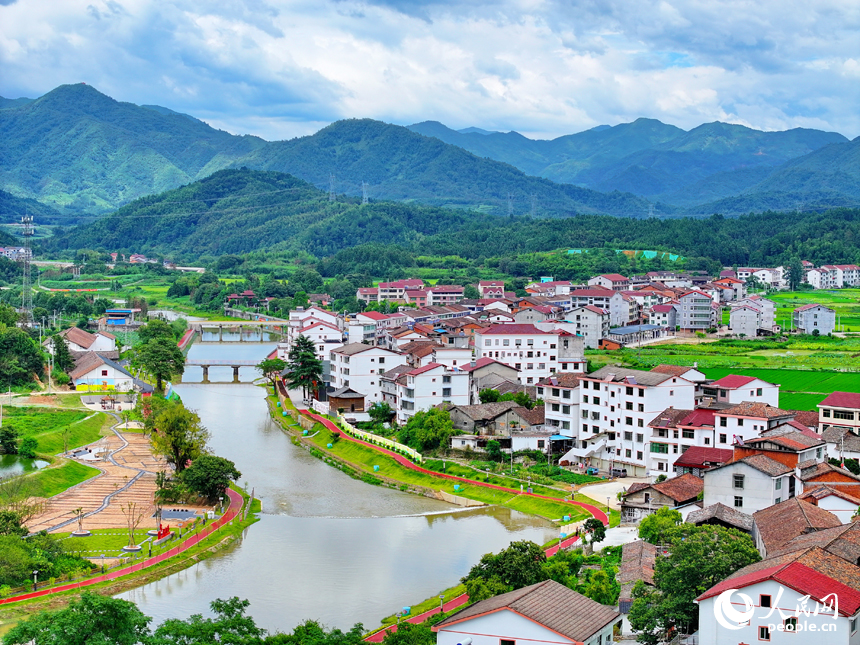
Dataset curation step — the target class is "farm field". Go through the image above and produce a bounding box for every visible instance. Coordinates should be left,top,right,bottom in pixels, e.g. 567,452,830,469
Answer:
769,289,860,331
778,392,828,411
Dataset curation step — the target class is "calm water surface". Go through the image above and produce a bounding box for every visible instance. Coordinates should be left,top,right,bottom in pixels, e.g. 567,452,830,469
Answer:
118,341,555,633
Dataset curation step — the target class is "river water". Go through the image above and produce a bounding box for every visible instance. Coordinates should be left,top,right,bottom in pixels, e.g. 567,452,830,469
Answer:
118,340,555,634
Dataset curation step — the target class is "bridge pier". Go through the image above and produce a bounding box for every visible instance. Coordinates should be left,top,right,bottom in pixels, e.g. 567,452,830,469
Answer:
202,366,210,384
219,325,223,342
232,366,241,383
238,325,244,342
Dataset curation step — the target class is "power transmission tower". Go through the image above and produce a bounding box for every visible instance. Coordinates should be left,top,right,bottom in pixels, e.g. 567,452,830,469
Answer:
530,194,536,217
20,215,34,327
362,182,368,205
507,193,514,218
328,174,336,202
647,204,655,218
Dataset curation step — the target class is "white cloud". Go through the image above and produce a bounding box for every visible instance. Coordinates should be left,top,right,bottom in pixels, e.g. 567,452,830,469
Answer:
0,0,857,140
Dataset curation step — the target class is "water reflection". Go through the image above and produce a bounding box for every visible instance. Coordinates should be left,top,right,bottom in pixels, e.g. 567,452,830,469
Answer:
118,341,555,632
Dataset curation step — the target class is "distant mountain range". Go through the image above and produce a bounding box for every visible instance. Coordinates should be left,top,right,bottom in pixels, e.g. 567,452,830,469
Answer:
1,83,858,220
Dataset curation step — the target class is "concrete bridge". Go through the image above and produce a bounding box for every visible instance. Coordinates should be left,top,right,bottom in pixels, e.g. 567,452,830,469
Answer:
188,321,286,342
183,358,261,383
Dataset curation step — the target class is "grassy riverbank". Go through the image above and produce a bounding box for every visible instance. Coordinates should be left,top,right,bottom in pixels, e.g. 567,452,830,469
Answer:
0,492,260,630
269,396,618,526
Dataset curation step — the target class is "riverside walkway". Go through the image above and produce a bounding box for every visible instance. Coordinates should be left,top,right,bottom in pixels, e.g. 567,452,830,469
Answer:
0,487,244,605
296,410,608,642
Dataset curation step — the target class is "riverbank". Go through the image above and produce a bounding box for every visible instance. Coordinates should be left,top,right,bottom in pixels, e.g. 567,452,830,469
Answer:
0,487,258,629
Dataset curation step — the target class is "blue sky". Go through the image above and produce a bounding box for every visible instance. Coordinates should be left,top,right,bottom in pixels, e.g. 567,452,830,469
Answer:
1,0,858,141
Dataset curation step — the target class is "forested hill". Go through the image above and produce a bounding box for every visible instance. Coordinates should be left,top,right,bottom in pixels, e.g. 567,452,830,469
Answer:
49,168,860,271
0,84,265,214
0,189,66,224
228,118,654,217
407,119,856,214
48,169,487,258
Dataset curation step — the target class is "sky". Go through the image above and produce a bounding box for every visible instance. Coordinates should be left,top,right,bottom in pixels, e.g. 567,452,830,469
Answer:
1,0,858,142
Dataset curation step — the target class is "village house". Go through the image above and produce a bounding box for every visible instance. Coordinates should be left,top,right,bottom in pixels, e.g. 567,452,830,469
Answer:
793,303,836,334
676,290,720,331
390,363,470,424
536,374,581,439
620,473,703,523
702,454,799,514
750,497,841,556
686,502,753,534
647,303,677,329
473,324,561,385
460,357,521,404
705,374,780,407
45,327,117,357
565,305,610,348
477,280,506,299
433,580,620,645
69,352,139,392
695,546,860,644
798,485,860,523
588,273,630,291
329,344,406,404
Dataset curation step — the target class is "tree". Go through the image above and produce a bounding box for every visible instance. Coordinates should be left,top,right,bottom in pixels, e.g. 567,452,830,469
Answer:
18,437,37,459
582,569,617,605
0,511,27,537
367,401,394,426
463,284,480,299
788,257,805,291
462,540,547,590
150,402,211,473
638,507,682,545
628,525,761,639
51,334,75,373
379,622,435,645
486,439,503,462
0,474,44,525
119,501,147,549
583,518,606,545
138,336,185,391
181,455,241,502
397,408,457,453
2,591,152,645
284,335,323,400
256,358,286,392
152,597,265,645
499,391,536,410
265,618,365,645
0,427,18,455
478,388,500,404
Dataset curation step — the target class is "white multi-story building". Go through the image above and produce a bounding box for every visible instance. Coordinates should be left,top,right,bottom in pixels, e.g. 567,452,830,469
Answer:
565,306,610,348
477,280,506,299
579,366,697,476
705,375,781,407
569,289,637,327
677,290,720,331
285,321,344,362
835,264,860,286
329,344,406,403
730,305,763,337
587,273,630,291
648,304,678,329
793,304,836,334
390,363,470,424
426,285,465,306
536,374,581,438
473,324,560,385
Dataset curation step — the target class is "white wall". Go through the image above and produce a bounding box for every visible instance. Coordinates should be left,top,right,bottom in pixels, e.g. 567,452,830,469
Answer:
703,463,779,513
436,608,615,645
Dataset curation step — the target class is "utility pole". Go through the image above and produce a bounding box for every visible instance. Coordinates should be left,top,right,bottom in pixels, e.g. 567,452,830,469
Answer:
328,174,336,202
507,193,514,218
20,215,34,327
361,182,368,205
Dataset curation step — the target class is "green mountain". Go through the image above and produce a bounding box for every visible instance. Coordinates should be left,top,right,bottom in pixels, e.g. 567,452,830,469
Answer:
408,119,851,210
0,189,66,224
228,118,656,217
0,96,33,109
0,84,265,214
49,169,486,259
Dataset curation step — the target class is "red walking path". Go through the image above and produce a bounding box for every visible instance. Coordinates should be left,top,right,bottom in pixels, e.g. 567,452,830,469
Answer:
297,410,608,642
0,487,245,606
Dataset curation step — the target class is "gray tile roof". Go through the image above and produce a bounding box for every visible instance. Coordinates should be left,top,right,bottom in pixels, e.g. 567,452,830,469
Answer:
587,366,674,386
688,503,754,532
434,580,619,642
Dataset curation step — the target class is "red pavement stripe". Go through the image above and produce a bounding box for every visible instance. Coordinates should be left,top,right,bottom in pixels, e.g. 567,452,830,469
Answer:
296,410,605,642
0,488,245,605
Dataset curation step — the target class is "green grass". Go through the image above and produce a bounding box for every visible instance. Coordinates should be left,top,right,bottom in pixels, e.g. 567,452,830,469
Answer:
779,392,827,411
5,407,108,455
702,368,860,393
56,529,157,557
278,406,591,524
30,461,100,498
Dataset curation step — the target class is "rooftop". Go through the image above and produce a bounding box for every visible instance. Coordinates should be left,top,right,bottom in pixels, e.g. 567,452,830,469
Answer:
687,503,754,532
821,391,860,409
752,498,841,554
433,580,619,642
721,402,792,419
587,366,675,387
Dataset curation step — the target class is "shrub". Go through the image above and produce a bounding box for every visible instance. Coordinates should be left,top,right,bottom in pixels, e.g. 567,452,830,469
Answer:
19,438,38,458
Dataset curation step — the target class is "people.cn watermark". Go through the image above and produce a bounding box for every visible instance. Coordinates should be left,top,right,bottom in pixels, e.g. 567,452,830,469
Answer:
713,586,839,633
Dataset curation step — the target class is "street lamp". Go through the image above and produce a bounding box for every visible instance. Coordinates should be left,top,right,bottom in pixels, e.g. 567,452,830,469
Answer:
485,467,489,482
439,595,444,614
32,570,38,592
101,554,105,573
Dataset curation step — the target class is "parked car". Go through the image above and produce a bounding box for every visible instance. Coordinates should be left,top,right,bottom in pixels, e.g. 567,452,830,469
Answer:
610,467,628,478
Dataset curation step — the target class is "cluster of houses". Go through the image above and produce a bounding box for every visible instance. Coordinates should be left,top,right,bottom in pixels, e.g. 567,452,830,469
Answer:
43,327,153,394
0,246,32,261
722,262,860,290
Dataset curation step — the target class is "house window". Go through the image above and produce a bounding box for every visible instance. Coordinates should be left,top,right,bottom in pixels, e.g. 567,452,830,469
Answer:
636,433,644,443
823,409,831,417
101,370,108,376
537,440,545,449
626,386,633,395
682,429,694,439
734,496,743,508
443,376,451,383
719,417,727,427
734,474,745,489
562,390,570,399
552,388,560,397
626,402,633,410
644,493,650,503
638,404,644,412
625,449,631,458
637,419,644,427
638,389,644,397
624,431,633,441
784,617,797,633
501,640,516,645
637,451,643,460
625,417,633,425
704,437,710,445
775,478,782,490
757,388,763,396
442,388,451,397
562,405,570,414
719,433,727,444
583,381,589,389
552,404,560,412
593,397,600,405
737,418,744,427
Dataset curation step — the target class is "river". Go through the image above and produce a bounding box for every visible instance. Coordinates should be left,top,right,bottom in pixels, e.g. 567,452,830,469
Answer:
118,340,556,634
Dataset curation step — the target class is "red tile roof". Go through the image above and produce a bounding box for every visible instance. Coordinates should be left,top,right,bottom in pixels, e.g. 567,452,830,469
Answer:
673,446,733,469
407,363,445,376
477,324,552,335
358,311,389,320
570,289,616,297
600,273,629,281
461,357,516,372
680,408,717,427
711,374,757,388
821,391,860,409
